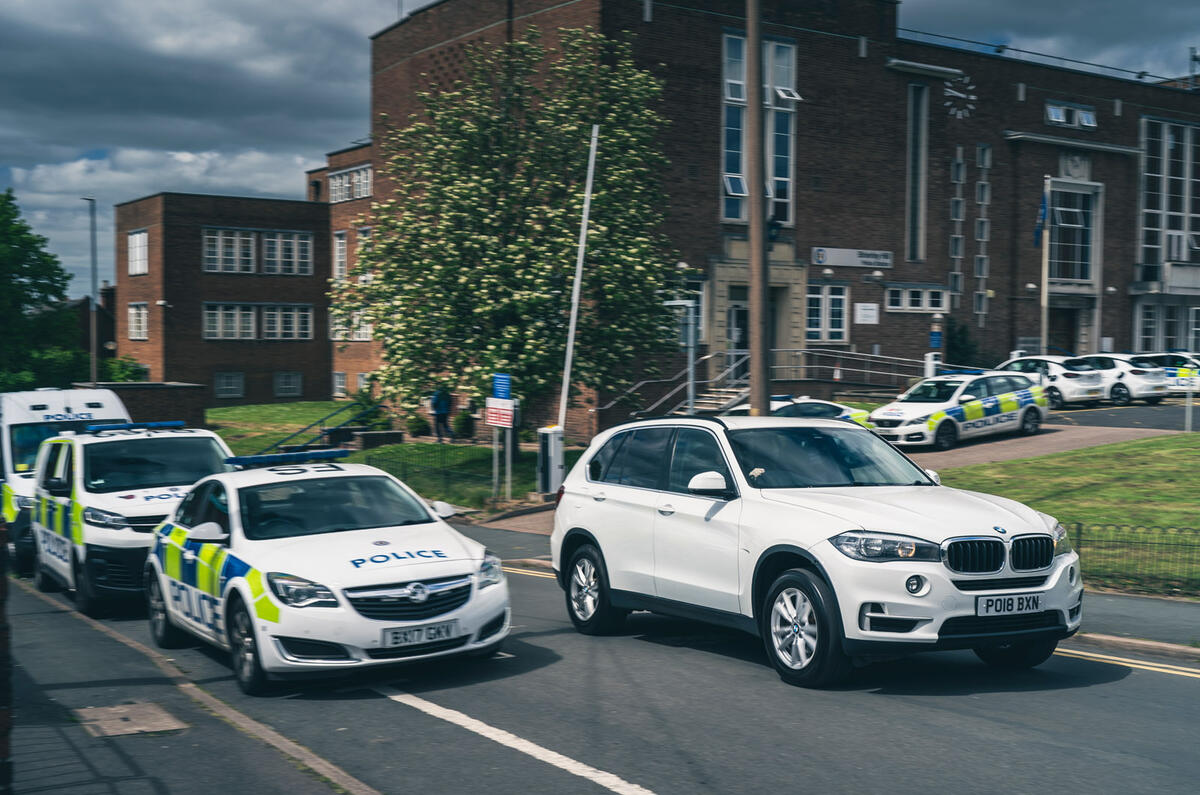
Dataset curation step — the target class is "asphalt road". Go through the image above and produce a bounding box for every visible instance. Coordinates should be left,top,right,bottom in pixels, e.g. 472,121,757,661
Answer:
12,570,1200,795
1044,395,1199,431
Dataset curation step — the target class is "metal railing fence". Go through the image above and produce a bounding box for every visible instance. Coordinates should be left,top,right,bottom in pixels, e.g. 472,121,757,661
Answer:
1070,523,1200,596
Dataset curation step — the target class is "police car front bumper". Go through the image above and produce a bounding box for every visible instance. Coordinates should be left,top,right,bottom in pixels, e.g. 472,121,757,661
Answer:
254,578,511,674
815,540,1084,656
874,425,933,445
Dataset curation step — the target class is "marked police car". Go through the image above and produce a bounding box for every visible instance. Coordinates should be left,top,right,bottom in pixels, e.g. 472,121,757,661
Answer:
868,372,1048,450
1139,352,1200,394
723,395,873,427
1,388,130,574
30,422,233,615
552,416,1082,688
143,451,510,695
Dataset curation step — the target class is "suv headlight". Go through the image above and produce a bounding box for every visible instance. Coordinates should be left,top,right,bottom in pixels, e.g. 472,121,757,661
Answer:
832,531,941,562
478,553,504,588
1052,522,1073,557
267,573,339,607
83,506,130,529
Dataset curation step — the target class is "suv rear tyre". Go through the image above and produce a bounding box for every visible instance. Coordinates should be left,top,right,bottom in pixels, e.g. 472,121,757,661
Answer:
565,544,627,635
973,638,1058,669
761,569,851,688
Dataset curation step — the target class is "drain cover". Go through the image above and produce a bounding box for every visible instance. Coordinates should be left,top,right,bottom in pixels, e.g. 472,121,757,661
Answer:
74,702,189,737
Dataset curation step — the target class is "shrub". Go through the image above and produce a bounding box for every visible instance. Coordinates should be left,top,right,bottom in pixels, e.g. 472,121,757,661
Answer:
452,410,475,439
405,414,430,437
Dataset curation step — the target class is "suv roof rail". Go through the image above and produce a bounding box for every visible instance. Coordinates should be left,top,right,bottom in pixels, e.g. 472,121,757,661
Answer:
84,420,186,433
225,449,350,468
613,414,728,431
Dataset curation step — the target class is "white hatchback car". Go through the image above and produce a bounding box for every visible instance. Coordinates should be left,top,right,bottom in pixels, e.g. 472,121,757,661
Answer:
1078,354,1168,405
551,417,1082,687
993,355,1103,409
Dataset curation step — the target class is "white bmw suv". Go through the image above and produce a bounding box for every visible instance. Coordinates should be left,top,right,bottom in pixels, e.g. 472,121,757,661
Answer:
551,416,1082,687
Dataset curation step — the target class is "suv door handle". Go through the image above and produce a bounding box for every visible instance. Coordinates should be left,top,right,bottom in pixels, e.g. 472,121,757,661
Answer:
657,504,675,516
592,492,606,502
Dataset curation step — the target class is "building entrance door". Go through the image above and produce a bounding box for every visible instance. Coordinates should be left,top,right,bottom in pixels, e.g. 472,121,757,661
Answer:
1049,309,1079,355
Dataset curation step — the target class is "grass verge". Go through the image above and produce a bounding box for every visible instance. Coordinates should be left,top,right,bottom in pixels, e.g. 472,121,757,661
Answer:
207,401,348,455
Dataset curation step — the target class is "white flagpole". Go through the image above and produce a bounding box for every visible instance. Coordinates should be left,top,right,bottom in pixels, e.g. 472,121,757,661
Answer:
1039,174,1051,355
558,124,600,429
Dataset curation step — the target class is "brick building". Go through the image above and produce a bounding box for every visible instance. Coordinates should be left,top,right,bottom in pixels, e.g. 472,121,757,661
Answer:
114,193,331,405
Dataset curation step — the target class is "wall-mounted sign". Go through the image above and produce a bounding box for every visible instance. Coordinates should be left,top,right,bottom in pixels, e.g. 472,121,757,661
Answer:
854,303,879,325
811,247,893,268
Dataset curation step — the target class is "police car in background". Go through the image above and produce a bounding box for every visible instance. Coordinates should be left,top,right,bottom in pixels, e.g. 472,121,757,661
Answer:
1139,352,1200,394
723,396,873,427
144,451,510,695
1078,354,1168,405
30,422,233,615
868,372,1047,450
993,355,1104,409
2,388,130,574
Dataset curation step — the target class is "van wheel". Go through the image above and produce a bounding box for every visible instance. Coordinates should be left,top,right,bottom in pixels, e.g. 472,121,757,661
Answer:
72,554,104,618
33,557,60,593
13,546,34,576
146,569,186,648
932,422,957,451
974,638,1058,669
761,569,851,688
1019,409,1041,436
565,544,627,635
229,602,270,695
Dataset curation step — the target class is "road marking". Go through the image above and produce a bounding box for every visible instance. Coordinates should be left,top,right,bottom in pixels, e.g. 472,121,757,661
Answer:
13,578,382,795
375,686,655,794
502,566,555,579
1056,647,1200,679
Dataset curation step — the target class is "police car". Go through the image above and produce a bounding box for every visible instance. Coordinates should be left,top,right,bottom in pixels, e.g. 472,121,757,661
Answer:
30,422,233,615
868,372,1048,450
723,395,873,427
143,451,511,695
2,388,130,574
552,416,1082,688
1139,352,1200,394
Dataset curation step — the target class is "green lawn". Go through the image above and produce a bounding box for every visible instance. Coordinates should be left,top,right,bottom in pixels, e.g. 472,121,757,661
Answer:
207,401,348,455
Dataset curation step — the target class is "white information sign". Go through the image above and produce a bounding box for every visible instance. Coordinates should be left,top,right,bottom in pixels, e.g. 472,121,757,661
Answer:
484,397,515,428
854,303,880,325
811,247,893,269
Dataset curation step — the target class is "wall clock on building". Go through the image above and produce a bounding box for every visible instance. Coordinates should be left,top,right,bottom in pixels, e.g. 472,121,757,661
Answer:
943,75,977,119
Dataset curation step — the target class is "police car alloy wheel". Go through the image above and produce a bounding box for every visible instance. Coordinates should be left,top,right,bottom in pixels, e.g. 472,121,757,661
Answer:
974,637,1058,669
230,602,269,696
146,571,186,648
565,544,626,635
933,422,957,450
1019,409,1040,435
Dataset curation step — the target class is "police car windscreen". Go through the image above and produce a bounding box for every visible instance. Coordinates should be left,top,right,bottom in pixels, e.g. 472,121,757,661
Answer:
238,476,432,539
898,381,962,403
727,427,932,489
84,437,228,493
8,420,127,474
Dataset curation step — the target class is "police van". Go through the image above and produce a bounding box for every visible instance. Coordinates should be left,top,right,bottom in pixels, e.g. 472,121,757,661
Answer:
143,451,511,694
1140,352,1200,394
2,388,131,574
30,421,233,615
869,372,1048,450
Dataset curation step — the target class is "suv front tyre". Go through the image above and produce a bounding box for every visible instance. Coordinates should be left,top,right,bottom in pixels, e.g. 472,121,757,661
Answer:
761,569,852,688
564,544,627,635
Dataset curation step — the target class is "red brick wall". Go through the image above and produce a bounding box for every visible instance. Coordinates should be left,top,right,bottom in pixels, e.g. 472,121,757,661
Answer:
74,381,208,429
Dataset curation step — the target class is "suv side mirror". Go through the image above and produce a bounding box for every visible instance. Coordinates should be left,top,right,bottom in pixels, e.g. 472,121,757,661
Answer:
44,477,71,497
687,471,734,499
188,521,229,543
924,468,941,485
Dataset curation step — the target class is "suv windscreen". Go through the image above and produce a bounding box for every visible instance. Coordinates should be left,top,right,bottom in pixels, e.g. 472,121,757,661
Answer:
8,419,127,474
727,427,932,489
898,380,962,403
239,476,432,539
84,437,229,493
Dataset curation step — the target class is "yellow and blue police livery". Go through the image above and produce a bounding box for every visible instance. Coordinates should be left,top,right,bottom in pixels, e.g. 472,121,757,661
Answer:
29,421,233,616
1141,352,1200,394
144,451,511,695
869,372,1048,450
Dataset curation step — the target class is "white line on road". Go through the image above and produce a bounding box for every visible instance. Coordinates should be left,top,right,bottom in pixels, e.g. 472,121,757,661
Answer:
375,686,656,795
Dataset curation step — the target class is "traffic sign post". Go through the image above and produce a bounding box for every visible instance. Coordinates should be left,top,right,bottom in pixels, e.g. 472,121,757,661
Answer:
488,375,516,502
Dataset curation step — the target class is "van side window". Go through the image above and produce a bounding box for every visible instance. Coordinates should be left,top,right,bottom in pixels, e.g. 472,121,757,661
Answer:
607,428,674,490
37,444,64,490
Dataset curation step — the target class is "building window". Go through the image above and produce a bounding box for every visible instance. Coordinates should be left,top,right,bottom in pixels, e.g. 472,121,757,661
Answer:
262,305,313,340
950,159,965,184
332,372,347,398
974,291,988,314
204,304,256,339
1046,102,1096,129
949,235,964,258
884,287,944,313
350,311,372,341
127,303,148,340
1163,305,1180,350
214,372,244,399
274,371,302,397
1141,119,1200,276
721,34,796,224
356,373,369,392
906,83,929,261
948,272,963,294
1139,304,1158,350
329,166,372,203
976,144,992,169
886,289,903,310
949,197,964,222
974,255,989,278
976,181,991,205
333,231,347,280
262,232,313,275
1050,189,1094,280
203,229,255,273
806,285,846,342
127,230,148,276
975,217,990,242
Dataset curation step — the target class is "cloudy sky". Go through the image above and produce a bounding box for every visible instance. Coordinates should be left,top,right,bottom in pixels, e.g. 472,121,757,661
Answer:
3,0,1196,296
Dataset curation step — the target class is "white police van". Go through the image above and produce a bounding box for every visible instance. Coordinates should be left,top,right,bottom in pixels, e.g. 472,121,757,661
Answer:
143,451,511,695
2,388,130,574
869,372,1048,450
30,421,233,615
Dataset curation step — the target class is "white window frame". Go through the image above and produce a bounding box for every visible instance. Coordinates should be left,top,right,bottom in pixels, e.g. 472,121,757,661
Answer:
333,231,347,279
949,197,964,221
127,303,148,340
356,373,369,392
1050,183,1099,281
203,304,256,340
975,217,990,242
127,230,148,276
262,232,313,275
214,372,244,399
329,166,372,203
262,305,313,340
884,287,945,313
974,291,989,314
332,372,347,398
974,255,989,278
203,229,255,273
1141,119,1199,274
976,144,992,169
906,83,929,261
976,181,991,205
805,285,847,342
273,371,303,397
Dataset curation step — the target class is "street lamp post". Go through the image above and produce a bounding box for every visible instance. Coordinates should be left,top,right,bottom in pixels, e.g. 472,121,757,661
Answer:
81,197,98,384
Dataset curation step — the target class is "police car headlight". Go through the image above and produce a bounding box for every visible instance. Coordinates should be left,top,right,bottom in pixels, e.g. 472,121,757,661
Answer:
16,496,36,510
477,553,504,589
1052,522,1073,557
908,413,934,426
832,532,941,562
83,506,130,529
266,573,339,608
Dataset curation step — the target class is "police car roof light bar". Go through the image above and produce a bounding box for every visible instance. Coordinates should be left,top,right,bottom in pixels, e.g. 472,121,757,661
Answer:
85,420,187,432
225,449,351,467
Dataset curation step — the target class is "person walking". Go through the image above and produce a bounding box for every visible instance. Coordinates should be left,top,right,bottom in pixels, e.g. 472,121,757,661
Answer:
431,385,455,443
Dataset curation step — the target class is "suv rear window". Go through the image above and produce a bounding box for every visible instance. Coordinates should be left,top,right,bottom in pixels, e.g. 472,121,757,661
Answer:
604,427,673,490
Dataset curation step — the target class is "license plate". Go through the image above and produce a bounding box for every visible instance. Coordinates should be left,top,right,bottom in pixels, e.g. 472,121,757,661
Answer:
1085,389,1100,396
1152,385,1166,391
382,620,459,647
976,594,1041,616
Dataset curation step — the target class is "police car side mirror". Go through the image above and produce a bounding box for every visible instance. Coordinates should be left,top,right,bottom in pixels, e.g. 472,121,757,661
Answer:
430,500,456,519
189,521,229,543
45,477,71,497
958,394,977,404
924,468,941,485
688,471,734,499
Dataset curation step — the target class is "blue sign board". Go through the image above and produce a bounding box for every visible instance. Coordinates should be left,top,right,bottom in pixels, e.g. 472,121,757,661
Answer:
929,331,943,350
492,373,512,399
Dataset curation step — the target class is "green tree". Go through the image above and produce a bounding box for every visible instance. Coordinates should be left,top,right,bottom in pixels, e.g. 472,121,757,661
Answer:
0,188,84,390
333,28,679,409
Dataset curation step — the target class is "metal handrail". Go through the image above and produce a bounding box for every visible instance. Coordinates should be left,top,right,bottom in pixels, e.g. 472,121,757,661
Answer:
592,352,723,412
255,401,385,455
636,353,749,417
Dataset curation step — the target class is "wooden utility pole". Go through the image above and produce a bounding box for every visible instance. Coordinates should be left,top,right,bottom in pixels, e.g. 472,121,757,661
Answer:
745,0,770,415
